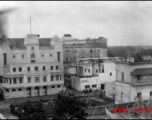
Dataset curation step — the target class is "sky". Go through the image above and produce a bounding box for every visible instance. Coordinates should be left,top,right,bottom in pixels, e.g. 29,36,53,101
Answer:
0,1,152,46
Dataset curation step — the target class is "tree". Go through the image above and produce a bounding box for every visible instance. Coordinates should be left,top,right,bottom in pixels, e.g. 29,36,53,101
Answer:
50,91,88,119
16,101,47,119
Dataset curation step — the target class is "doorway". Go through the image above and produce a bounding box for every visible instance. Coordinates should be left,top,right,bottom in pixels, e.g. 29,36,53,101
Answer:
27,88,32,97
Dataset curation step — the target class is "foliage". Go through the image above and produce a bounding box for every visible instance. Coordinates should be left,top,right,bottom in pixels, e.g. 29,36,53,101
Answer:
50,90,88,119
14,101,47,119
108,46,152,62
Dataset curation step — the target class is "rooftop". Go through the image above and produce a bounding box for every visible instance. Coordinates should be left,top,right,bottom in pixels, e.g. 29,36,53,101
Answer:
131,68,152,76
0,37,52,49
115,61,152,65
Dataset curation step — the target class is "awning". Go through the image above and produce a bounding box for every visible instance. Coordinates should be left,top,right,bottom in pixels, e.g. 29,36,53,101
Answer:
131,68,152,76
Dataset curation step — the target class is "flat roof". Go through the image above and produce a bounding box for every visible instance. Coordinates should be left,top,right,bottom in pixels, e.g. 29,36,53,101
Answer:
115,61,152,65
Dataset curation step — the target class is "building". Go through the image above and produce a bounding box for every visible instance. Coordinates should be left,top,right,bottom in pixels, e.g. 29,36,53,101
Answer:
141,55,152,62
106,61,152,104
0,34,65,99
64,58,115,92
62,34,108,63
108,57,126,62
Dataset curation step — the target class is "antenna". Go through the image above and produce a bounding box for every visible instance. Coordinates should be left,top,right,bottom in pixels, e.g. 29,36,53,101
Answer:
30,15,32,34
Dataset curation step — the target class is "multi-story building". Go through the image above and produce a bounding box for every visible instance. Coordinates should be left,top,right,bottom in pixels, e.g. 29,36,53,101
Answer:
106,59,152,104
0,34,65,99
64,58,115,92
62,34,107,63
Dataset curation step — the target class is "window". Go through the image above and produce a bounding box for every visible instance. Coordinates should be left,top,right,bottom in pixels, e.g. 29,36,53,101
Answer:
43,76,47,82
19,78,23,83
57,52,60,62
92,85,97,88
137,75,141,80
56,76,59,81
13,68,16,72
31,53,35,58
27,67,30,71
12,89,16,92
5,89,9,92
35,67,38,71
84,69,86,72
18,88,22,91
110,73,112,76
137,92,142,100
19,67,22,72
51,66,53,70
101,84,105,90
52,86,55,88
150,91,152,98
121,72,124,82
90,50,93,53
35,77,39,82
43,66,46,71
42,54,44,57
22,55,24,58
66,50,69,54
85,85,90,89
57,85,60,88
3,53,7,65
51,76,54,81
88,69,90,73
9,79,12,84
13,78,17,84
96,69,98,73
31,60,35,63
31,47,34,50
50,54,52,57
13,55,15,58
28,77,31,83
56,66,59,70
66,57,68,62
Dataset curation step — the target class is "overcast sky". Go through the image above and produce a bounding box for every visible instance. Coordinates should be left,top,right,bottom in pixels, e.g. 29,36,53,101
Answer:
0,1,152,46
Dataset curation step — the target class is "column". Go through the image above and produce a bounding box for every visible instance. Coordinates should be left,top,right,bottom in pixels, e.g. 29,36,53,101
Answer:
31,87,35,97
40,86,43,96
24,75,27,83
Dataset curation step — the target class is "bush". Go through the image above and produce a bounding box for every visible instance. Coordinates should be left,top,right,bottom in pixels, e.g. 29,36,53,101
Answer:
89,89,92,93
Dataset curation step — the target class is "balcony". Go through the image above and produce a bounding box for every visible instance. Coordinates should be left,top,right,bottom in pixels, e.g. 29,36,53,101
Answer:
2,80,64,88
131,79,152,86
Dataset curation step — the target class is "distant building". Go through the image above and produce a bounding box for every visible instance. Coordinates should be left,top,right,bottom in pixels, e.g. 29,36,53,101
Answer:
0,34,65,99
64,58,115,92
106,61,152,104
62,34,108,62
141,55,152,62
108,57,126,62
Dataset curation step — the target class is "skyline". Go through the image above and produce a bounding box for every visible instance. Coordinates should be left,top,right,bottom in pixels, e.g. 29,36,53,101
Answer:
0,1,152,46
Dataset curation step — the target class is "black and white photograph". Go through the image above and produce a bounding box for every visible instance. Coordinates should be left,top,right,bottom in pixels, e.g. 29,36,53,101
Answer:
0,1,152,119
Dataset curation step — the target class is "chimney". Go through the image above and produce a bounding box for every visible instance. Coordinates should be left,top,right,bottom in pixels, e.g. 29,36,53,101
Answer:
127,57,134,63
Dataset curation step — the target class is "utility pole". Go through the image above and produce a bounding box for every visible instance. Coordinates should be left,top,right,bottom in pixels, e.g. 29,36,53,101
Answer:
30,15,32,34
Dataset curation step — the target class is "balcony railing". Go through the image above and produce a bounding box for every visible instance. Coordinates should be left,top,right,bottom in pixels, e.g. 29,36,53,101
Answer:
131,79,152,86
2,80,64,88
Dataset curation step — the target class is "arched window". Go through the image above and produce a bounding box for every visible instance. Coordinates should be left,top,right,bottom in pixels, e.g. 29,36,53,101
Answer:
31,53,35,58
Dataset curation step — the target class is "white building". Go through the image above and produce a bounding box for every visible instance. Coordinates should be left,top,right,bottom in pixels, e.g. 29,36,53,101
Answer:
0,34,65,99
64,59,116,92
106,61,152,104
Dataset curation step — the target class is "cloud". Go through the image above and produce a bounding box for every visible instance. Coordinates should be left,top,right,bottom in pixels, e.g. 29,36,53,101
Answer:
1,1,152,46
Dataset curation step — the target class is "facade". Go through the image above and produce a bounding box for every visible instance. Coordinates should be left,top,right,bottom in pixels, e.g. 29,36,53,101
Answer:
141,55,152,62
0,34,65,99
62,34,108,63
106,61,152,104
64,58,116,92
